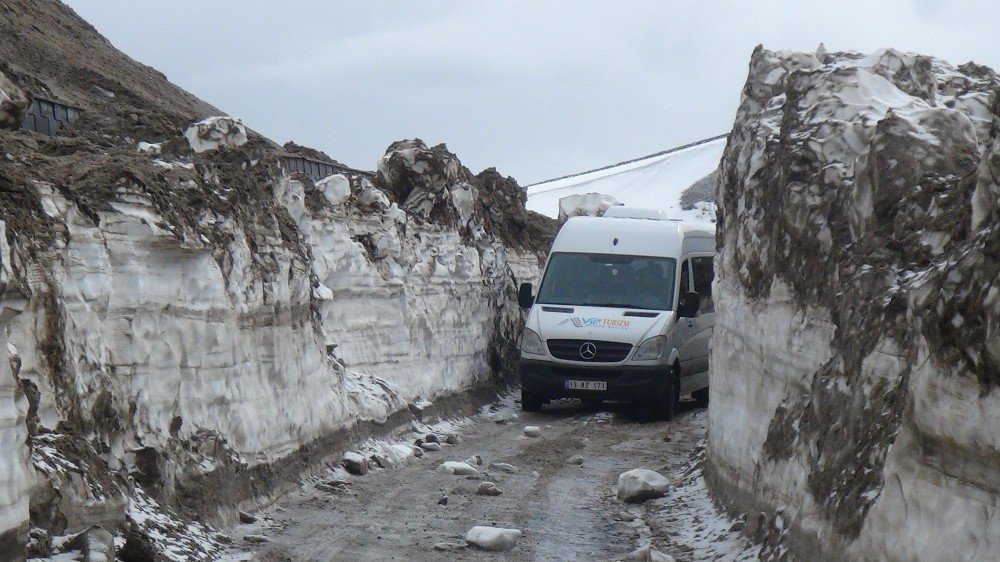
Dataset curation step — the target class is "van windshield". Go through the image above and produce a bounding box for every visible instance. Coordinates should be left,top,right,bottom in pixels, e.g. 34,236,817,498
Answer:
536,252,677,310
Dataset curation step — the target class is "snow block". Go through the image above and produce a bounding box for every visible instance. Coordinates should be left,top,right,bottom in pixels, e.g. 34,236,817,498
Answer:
465,526,522,551
709,46,1000,560
556,192,621,223
616,469,670,503
437,461,478,476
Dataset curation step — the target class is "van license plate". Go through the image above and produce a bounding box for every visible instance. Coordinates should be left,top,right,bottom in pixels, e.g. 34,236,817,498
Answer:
565,380,607,391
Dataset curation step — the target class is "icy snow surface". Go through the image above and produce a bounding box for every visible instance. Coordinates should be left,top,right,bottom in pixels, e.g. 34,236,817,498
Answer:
527,138,725,222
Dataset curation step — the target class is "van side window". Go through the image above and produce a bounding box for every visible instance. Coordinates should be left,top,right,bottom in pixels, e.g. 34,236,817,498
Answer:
691,256,714,313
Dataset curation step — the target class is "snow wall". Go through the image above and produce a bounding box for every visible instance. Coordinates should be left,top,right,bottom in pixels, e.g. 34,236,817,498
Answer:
708,46,1000,560
0,123,553,556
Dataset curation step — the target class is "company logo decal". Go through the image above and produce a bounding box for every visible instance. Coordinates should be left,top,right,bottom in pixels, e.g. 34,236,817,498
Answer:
557,317,630,329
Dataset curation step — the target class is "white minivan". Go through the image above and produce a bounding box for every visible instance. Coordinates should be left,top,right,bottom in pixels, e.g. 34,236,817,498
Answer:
517,208,715,419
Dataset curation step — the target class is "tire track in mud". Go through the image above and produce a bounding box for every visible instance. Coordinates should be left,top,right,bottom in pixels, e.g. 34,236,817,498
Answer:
229,399,739,561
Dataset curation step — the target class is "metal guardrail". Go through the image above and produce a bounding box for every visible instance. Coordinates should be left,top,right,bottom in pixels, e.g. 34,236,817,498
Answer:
278,153,374,182
20,97,83,136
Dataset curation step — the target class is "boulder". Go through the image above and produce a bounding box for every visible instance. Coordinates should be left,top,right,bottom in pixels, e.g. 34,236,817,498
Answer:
617,469,670,503
342,451,369,475
0,70,30,130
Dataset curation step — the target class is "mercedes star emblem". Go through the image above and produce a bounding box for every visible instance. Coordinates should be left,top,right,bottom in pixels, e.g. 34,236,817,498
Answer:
579,342,597,360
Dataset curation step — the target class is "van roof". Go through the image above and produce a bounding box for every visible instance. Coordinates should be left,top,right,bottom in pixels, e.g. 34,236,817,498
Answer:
551,216,714,258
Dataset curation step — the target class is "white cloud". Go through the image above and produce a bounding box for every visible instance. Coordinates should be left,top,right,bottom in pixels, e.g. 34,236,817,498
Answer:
65,0,1000,183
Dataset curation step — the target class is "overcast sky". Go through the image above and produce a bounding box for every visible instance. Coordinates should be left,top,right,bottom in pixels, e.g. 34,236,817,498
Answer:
66,0,998,184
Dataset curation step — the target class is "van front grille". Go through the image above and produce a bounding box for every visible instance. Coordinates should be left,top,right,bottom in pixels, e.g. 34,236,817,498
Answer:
547,339,632,362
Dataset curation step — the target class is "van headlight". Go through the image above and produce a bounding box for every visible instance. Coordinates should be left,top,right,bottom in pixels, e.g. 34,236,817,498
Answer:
520,328,545,356
634,335,667,361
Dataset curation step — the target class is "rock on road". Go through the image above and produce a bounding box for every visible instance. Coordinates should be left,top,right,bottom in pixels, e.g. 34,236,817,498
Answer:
228,397,758,561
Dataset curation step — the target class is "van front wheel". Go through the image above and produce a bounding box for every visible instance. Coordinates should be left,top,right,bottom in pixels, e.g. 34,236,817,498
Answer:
521,389,544,412
658,368,681,421
693,387,709,408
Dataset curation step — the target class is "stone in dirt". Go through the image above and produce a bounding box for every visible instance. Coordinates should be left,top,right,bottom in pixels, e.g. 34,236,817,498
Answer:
620,544,676,562
425,433,441,444
438,461,478,475
490,462,517,473
465,526,522,552
465,454,483,466
566,455,585,465
421,442,442,452
66,526,116,562
411,445,424,458
477,482,503,496
342,452,369,475
523,426,541,437
617,469,670,503
0,70,31,129
434,540,468,551
238,510,257,524
445,433,462,444
437,496,448,506
244,534,270,544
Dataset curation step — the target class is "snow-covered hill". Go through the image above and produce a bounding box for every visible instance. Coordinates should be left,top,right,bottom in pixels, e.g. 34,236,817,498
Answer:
526,136,726,222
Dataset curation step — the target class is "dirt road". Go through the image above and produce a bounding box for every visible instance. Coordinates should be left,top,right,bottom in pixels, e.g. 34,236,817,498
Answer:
225,397,758,561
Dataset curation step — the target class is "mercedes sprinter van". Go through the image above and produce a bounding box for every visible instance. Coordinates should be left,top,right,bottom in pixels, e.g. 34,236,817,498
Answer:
516,208,715,419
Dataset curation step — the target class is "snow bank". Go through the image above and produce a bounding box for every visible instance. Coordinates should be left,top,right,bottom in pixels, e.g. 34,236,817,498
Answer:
0,127,553,556
0,236,29,551
527,137,725,223
708,46,1000,560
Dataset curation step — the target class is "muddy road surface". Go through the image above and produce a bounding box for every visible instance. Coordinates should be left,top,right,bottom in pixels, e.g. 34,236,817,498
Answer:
226,397,759,561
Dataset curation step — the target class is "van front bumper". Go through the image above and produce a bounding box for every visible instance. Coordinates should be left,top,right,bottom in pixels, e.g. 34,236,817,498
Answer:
519,359,670,403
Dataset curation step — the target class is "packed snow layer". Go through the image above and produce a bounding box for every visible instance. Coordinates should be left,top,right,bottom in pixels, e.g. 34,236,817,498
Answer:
708,46,1000,560
0,270,29,549
0,133,543,556
526,137,725,222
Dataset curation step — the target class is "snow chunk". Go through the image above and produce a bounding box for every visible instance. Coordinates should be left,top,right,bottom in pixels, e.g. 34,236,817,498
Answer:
316,174,351,206
557,192,622,223
184,116,248,153
623,544,676,562
437,461,478,475
617,469,670,503
464,526,522,551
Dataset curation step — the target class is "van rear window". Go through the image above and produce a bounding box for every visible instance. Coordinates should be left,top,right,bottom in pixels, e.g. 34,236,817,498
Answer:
536,253,677,310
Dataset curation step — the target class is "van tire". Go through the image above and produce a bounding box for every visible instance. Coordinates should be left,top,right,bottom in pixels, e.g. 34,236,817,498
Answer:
693,387,709,407
521,389,544,412
659,368,681,421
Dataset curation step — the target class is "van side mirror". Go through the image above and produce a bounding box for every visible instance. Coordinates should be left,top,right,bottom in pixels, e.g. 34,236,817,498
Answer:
678,291,700,318
518,282,535,309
